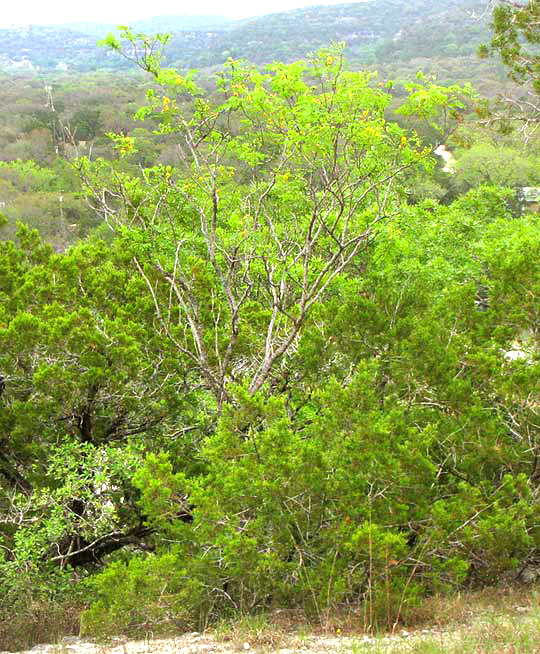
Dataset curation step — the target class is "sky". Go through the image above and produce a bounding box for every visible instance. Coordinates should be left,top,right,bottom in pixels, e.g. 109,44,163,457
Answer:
0,0,369,26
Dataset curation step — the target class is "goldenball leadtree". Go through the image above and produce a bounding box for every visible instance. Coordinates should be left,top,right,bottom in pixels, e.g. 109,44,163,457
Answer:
80,32,469,410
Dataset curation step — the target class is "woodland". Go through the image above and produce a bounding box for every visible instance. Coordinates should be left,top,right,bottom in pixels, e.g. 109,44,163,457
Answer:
0,0,505,76
2,0,540,649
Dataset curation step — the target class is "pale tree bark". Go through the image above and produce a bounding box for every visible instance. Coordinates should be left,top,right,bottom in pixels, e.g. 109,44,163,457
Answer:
80,41,465,407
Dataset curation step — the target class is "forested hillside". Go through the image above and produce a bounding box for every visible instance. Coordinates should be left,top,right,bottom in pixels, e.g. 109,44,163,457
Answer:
2,1,540,651
0,0,492,80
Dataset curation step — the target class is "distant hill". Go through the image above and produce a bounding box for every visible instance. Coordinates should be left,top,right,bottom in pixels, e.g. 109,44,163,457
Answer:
0,0,499,87
59,15,233,39
0,26,106,72
162,0,489,70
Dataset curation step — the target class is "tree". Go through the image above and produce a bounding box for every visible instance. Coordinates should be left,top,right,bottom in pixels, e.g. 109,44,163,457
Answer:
0,227,202,580
81,33,468,409
69,108,103,142
3,37,495,645
452,142,540,191
484,0,540,92
82,187,540,634
480,1,540,134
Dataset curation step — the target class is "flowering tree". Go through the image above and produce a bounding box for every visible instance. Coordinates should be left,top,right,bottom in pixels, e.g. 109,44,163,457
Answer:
82,33,468,408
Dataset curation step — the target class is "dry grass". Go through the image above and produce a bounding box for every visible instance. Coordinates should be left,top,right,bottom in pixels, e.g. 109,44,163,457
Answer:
0,600,82,652
340,586,540,654
409,585,539,628
2,586,540,653
406,591,540,654
210,586,540,654
213,611,301,649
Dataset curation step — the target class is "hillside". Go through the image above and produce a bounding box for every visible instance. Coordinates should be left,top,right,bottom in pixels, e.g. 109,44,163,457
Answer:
57,15,233,39
169,0,488,68
0,0,493,80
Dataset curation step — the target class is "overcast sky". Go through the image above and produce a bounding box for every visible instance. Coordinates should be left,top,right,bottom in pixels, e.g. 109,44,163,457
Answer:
0,0,369,26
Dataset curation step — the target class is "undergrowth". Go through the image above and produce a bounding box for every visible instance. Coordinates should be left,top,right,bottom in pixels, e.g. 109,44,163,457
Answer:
1,586,540,653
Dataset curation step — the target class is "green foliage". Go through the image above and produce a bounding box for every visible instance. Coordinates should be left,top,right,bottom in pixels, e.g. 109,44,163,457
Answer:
83,185,540,633
3,26,540,644
73,195,530,632
481,1,540,133
80,553,202,636
488,1,540,88
80,42,466,407
0,228,204,623
452,143,540,191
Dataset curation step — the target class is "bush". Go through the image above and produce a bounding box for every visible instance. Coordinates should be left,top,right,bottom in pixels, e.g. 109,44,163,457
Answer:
81,553,205,637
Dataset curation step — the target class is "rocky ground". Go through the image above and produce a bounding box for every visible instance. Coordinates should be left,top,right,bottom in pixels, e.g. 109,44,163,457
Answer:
0,628,455,654
3,596,539,654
